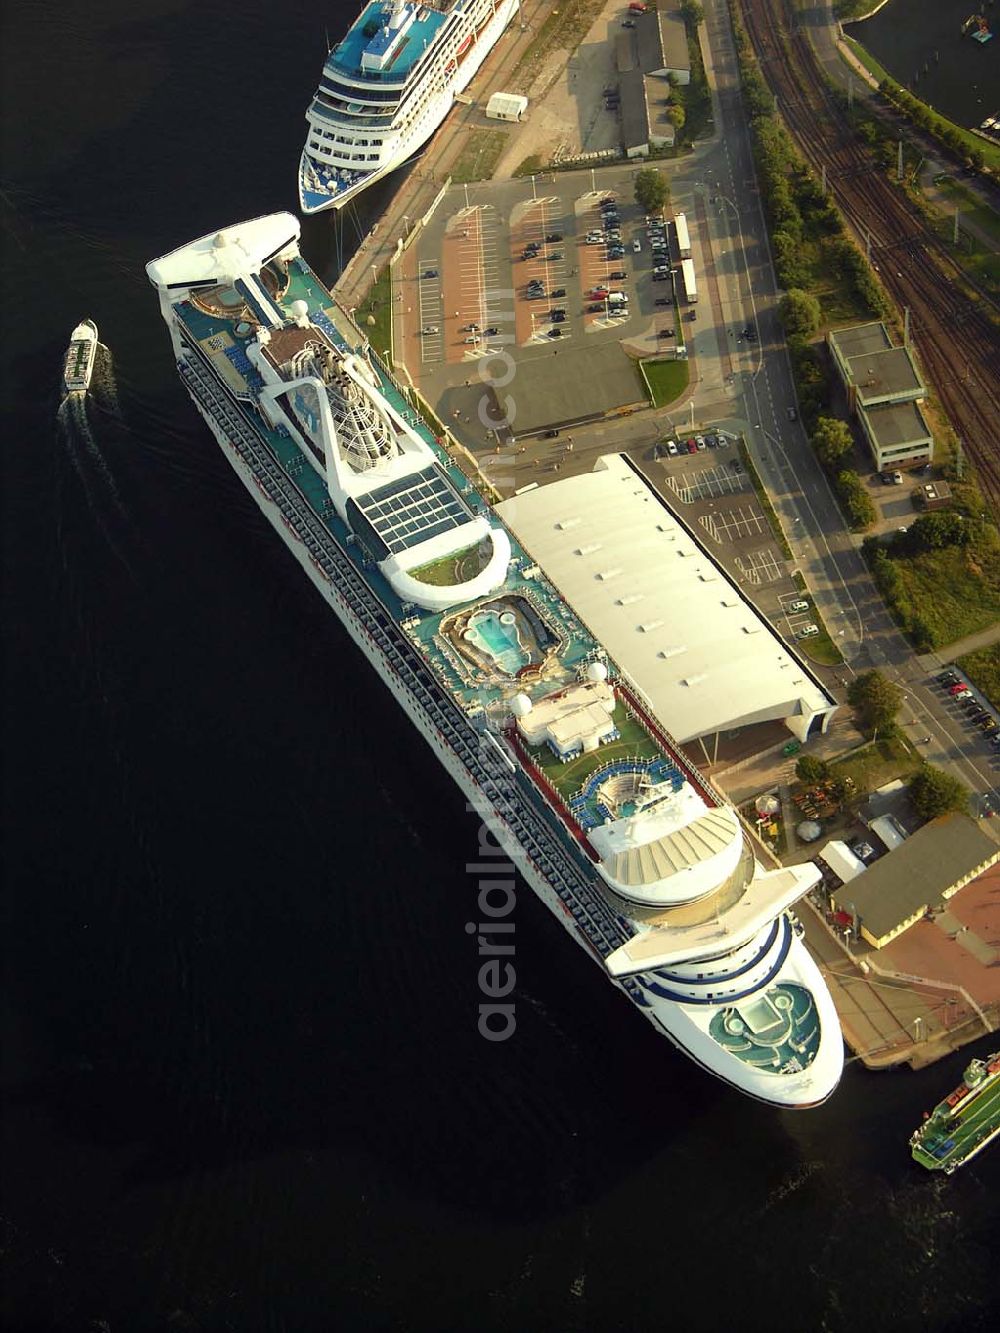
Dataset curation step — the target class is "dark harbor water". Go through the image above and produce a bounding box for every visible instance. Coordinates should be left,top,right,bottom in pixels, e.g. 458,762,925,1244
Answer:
1,2,999,1329
846,0,1000,128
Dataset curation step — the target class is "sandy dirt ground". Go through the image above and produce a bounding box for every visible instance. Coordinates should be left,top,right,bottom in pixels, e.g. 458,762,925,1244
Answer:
494,0,629,178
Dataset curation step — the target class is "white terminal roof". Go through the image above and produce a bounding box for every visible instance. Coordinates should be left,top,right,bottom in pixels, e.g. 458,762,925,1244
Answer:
819,840,866,884
496,455,834,744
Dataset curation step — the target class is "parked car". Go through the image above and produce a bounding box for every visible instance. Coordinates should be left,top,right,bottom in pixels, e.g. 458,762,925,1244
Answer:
788,599,810,613
609,270,627,280
787,406,797,421
551,287,566,298
687,309,697,321
655,297,671,306
483,326,499,336
587,303,604,312
421,326,439,335
632,238,642,253
658,328,674,338
665,439,678,455
423,269,438,278
545,232,563,242
952,688,973,700
695,435,707,450
685,438,698,453
715,434,729,448
544,429,560,438
949,683,970,696
548,251,564,261
548,327,562,338
937,671,958,685
797,624,820,639
550,312,566,323
892,471,904,484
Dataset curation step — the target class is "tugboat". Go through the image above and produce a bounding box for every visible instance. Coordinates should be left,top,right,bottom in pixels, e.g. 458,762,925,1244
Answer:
910,1051,1000,1173
63,319,98,394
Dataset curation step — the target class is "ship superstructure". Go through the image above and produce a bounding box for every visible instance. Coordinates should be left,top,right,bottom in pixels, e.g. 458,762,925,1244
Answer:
63,319,98,393
911,1052,1000,1173
299,0,519,213
146,213,844,1107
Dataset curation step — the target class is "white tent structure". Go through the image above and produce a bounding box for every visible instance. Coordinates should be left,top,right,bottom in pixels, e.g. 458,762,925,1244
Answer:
486,92,527,121
818,840,866,884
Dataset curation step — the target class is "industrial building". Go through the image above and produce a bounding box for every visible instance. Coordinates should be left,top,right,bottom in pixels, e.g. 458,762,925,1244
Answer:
827,322,934,471
614,6,688,158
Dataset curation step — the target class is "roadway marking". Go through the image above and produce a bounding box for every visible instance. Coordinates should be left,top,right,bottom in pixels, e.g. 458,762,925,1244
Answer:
417,265,443,364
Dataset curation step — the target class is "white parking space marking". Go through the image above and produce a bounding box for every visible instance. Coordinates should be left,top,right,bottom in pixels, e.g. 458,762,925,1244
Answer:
667,467,748,503
417,265,443,364
736,549,784,584
710,506,767,540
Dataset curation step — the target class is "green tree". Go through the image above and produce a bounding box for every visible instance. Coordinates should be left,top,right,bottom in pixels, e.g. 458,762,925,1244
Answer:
778,289,821,338
666,103,686,130
836,469,876,529
907,511,969,551
909,765,970,821
795,755,830,784
680,0,704,24
634,167,669,214
847,669,902,737
811,416,854,469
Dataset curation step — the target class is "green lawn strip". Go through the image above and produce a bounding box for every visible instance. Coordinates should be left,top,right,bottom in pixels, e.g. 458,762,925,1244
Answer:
827,736,920,799
355,265,393,360
640,357,690,408
738,439,793,559
787,573,843,665
955,643,1000,708
934,178,1000,247
513,154,544,178
451,128,509,184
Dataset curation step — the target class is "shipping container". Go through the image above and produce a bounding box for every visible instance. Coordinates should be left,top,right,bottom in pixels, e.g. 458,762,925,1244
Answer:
673,212,691,259
680,258,697,303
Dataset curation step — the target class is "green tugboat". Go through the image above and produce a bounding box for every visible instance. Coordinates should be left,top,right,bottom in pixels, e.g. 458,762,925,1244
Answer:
910,1051,1000,1174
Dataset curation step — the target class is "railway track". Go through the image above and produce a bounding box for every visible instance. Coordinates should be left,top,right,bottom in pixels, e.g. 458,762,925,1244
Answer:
737,0,1000,511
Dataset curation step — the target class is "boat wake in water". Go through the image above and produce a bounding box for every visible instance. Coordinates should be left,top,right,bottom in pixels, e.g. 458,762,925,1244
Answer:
56,391,136,576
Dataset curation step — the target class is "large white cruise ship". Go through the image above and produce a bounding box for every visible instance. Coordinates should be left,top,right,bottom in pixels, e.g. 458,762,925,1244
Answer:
299,0,519,213
146,212,844,1108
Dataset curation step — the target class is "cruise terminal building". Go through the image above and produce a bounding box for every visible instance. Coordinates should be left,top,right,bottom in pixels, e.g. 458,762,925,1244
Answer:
497,455,837,761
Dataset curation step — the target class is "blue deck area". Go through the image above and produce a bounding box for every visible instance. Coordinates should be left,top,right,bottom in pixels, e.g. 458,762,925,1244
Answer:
175,255,600,714
328,2,448,80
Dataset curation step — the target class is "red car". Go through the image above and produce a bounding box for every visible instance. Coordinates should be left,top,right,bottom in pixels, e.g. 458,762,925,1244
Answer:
949,683,969,696
686,438,698,453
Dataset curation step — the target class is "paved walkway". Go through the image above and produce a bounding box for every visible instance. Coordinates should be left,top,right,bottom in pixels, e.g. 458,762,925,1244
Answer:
917,621,1000,670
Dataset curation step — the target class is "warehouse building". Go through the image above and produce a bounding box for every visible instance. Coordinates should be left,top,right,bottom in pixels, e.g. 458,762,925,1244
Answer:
830,815,1000,949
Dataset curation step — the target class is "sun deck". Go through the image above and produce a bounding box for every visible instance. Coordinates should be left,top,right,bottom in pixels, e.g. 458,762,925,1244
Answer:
329,2,449,81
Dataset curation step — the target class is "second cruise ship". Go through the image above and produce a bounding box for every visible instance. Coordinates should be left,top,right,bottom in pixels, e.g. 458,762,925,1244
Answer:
299,0,520,213
146,213,844,1107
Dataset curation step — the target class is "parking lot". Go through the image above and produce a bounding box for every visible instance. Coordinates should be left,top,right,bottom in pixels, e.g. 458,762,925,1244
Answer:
932,667,1000,767
396,169,688,427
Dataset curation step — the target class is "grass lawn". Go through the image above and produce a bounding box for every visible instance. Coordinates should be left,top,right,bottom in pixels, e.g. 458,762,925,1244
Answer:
528,707,660,802
889,538,1000,648
451,128,509,184
355,265,392,361
926,177,1000,300
641,357,689,407
513,154,544,178
828,736,920,800
956,643,1000,708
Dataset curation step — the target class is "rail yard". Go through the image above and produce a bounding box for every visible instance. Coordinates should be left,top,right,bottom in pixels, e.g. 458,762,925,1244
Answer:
738,0,1000,511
